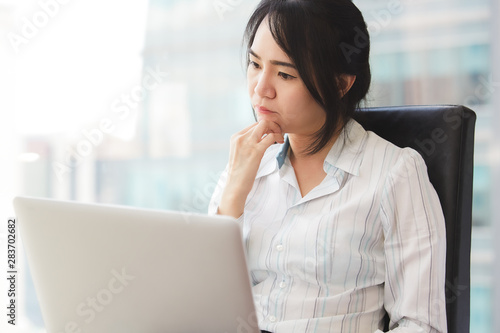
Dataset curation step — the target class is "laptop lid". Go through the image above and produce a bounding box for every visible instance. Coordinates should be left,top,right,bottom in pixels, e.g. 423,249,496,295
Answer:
13,196,259,333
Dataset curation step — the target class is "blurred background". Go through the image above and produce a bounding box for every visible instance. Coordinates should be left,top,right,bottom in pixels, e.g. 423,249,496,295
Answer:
1,0,498,331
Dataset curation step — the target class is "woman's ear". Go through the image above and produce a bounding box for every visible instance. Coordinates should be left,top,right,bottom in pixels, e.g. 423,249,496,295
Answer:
338,74,356,98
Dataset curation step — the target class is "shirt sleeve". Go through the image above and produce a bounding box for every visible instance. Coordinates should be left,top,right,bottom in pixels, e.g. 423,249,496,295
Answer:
378,148,448,333
207,166,228,215
208,166,247,226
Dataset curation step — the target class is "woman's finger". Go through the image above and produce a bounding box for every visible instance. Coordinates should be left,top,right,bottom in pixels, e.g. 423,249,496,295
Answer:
260,131,285,147
251,120,282,142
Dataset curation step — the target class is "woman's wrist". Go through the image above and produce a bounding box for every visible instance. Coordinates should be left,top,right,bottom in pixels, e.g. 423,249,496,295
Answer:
218,188,246,219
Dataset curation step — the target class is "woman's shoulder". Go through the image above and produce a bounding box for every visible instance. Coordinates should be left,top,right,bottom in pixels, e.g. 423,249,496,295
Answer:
359,124,428,177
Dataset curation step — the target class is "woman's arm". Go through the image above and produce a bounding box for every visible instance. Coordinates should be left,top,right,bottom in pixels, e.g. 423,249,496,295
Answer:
217,120,284,219
379,148,448,333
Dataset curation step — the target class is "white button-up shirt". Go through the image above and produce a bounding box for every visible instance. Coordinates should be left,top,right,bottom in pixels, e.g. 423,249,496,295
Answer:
209,120,447,333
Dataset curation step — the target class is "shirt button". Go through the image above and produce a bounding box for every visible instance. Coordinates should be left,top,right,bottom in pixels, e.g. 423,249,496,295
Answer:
269,315,277,322
276,244,284,252
279,281,286,288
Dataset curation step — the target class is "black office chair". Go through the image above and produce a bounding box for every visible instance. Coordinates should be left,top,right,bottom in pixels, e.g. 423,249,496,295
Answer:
353,105,476,333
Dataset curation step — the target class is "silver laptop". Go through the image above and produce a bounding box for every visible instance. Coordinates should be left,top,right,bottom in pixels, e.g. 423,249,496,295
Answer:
13,196,259,333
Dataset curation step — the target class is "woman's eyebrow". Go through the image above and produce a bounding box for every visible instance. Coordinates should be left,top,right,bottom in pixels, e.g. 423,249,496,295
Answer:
249,49,296,69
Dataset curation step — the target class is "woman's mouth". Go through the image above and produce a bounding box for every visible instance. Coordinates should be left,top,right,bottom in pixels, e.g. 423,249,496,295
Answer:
255,105,275,114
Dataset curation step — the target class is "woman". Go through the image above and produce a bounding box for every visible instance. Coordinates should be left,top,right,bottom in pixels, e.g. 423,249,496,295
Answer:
209,0,447,332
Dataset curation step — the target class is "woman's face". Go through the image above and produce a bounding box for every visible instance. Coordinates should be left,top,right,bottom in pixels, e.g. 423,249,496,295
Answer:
247,19,325,138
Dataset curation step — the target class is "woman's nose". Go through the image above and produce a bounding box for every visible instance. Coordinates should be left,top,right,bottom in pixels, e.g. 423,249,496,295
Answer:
254,71,276,99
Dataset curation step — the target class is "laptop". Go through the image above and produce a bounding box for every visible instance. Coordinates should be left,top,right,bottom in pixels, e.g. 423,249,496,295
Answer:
13,196,259,333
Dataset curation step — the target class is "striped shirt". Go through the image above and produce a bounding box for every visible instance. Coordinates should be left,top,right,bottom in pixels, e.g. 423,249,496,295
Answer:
209,119,447,333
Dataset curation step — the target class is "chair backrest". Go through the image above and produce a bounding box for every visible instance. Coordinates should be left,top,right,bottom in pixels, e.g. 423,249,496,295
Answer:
353,105,476,333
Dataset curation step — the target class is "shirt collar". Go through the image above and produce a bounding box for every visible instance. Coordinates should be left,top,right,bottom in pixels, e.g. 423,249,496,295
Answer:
255,120,367,179
254,140,283,179
323,119,366,176
276,134,290,169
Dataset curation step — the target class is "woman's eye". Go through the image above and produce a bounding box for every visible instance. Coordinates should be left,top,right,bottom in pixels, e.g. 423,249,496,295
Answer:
249,61,260,69
279,72,296,80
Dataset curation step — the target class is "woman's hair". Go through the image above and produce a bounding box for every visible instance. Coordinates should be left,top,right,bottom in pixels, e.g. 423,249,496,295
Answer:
244,0,371,154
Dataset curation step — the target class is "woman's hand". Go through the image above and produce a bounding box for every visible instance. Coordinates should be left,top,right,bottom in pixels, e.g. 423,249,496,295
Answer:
218,120,285,219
